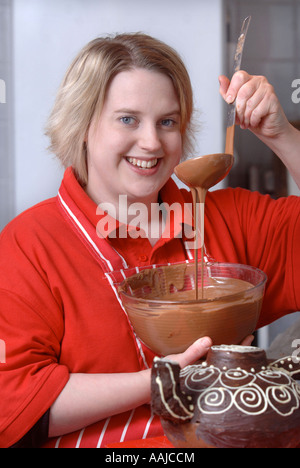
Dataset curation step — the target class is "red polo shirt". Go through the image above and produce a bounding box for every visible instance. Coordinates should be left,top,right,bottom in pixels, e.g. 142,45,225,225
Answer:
0,167,299,448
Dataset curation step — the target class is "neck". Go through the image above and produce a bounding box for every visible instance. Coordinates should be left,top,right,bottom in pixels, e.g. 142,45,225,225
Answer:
122,195,166,247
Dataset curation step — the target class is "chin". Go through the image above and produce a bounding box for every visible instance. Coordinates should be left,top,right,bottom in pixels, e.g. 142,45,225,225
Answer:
125,181,163,201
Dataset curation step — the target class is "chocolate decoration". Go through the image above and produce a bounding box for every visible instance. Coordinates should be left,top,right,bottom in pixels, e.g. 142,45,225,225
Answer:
151,345,300,448
151,358,193,423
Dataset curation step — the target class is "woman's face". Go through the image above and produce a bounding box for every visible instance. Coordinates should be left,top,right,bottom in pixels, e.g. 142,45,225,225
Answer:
85,68,182,207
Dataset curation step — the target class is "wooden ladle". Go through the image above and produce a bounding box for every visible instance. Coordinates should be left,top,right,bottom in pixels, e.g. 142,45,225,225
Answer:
175,15,251,194
174,16,251,299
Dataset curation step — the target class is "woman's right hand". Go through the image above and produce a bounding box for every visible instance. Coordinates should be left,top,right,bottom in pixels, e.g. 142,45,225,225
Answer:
165,334,255,370
165,336,212,369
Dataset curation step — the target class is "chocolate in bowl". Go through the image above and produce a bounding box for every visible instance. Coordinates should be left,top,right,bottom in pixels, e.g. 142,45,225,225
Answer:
118,262,267,356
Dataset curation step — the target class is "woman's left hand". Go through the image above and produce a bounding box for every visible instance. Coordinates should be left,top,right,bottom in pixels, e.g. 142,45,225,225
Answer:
219,71,300,189
219,71,290,141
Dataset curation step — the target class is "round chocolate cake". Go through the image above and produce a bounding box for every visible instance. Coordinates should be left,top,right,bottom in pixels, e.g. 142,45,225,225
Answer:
151,345,300,448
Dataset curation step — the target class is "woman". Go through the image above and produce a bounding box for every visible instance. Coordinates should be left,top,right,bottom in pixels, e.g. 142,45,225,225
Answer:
0,33,299,448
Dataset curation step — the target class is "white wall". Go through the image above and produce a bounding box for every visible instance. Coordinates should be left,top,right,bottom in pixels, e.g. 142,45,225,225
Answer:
12,0,225,214
0,0,14,231
288,174,300,197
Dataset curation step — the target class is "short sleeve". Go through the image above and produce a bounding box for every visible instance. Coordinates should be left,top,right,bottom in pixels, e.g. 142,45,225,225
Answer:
0,211,69,447
204,188,300,327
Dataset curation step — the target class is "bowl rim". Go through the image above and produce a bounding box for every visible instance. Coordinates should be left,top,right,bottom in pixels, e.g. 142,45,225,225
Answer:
118,262,268,305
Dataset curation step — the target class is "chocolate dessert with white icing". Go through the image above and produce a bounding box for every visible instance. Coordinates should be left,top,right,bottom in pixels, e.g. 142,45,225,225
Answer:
151,345,300,448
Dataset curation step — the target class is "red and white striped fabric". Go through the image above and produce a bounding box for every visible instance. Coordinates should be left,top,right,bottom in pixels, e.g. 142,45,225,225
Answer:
42,181,195,448
44,407,163,448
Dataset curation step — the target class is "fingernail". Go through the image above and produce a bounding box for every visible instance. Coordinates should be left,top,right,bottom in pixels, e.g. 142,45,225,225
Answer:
226,95,233,104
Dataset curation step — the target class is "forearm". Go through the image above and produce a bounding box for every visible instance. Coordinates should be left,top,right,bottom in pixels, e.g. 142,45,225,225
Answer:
48,336,212,438
257,124,300,190
48,369,151,438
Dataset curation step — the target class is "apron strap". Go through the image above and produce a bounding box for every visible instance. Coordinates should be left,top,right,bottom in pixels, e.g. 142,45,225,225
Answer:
56,188,152,368
57,186,128,272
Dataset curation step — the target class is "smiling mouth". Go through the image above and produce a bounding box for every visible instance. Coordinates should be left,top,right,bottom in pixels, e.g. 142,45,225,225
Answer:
126,157,158,169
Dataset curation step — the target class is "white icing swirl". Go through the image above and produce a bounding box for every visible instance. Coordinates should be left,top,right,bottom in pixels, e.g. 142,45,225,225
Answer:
266,385,299,416
234,385,267,415
199,387,233,414
181,364,300,418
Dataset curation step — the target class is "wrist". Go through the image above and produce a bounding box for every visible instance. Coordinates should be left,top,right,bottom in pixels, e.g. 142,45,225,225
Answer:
259,122,298,158
260,124,300,189
139,368,152,404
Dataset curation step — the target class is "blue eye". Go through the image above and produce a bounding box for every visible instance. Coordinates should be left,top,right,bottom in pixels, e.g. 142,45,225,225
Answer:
161,119,176,127
120,116,135,125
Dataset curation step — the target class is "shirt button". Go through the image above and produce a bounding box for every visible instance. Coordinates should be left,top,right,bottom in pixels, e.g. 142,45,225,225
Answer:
138,254,148,262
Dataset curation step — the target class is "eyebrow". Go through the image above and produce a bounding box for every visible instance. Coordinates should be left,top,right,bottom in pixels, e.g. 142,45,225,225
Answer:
114,108,181,116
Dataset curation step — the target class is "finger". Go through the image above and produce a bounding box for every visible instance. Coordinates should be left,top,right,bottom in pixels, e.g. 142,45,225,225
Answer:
167,336,212,369
235,77,265,126
242,79,274,128
249,89,281,129
179,336,212,368
219,75,230,100
246,97,268,129
240,86,266,128
240,335,255,346
225,70,251,104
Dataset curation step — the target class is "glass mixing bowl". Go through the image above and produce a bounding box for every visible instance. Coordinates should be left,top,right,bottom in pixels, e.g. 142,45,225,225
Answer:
118,262,267,356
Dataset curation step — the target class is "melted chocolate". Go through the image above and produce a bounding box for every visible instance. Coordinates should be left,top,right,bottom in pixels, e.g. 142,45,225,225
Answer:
119,264,264,355
174,152,233,299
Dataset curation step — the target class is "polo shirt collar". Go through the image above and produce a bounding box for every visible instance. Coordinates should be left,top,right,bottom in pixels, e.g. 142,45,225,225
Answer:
60,167,194,242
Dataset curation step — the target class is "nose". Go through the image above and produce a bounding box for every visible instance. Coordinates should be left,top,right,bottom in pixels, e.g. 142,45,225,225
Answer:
137,123,162,153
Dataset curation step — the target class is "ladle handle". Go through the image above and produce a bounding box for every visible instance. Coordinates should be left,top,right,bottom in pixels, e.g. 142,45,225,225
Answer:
225,16,251,155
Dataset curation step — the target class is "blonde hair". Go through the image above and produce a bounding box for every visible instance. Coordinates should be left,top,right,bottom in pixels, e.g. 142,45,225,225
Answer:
46,33,194,185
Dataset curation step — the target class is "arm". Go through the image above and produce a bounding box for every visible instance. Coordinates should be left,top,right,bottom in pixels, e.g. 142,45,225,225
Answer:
49,336,212,437
219,72,300,189
258,123,300,190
